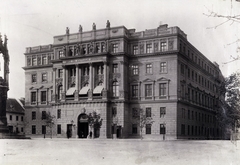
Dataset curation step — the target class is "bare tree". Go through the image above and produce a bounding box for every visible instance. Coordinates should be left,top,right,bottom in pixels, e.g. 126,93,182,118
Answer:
88,111,102,139
132,108,154,140
225,72,240,130
204,0,240,64
43,112,56,139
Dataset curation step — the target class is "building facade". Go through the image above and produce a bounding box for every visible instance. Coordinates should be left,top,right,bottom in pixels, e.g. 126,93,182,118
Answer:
23,22,224,139
6,98,25,134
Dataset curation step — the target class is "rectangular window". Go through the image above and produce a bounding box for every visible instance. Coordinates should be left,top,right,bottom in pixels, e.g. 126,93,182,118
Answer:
16,116,19,121
181,64,185,75
160,42,167,51
42,125,46,134
59,50,64,58
112,107,117,116
132,108,139,118
57,109,61,119
146,44,152,53
57,124,61,134
146,124,151,134
32,74,37,83
146,108,151,117
41,91,47,103
181,124,185,135
132,124,137,134
112,81,119,97
42,73,47,82
145,84,152,98
32,111,36,120
42,111,46,120
188,69,190,78
188,110,190,120
182,108,185,119
160,124,166,134
146,64,152,74
112,64,118,73
192,111,194,120
32,125,36,134
132,85,138,98
160,62,167,73
159,83,167,97
42,56,47,65
10,115,12,120
112,44,118,53
21,127,24,132
132,64,139,75
32,57,37,66
58,69,63,78
31,92,37,104
21,116,23,121
133,45,138,55
160,107,166,118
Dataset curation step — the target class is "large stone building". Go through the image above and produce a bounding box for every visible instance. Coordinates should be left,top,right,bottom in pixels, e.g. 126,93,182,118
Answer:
23,21,224,140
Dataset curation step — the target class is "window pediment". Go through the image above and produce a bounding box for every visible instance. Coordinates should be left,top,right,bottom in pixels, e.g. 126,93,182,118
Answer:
157,77,170,82
143,78,154,82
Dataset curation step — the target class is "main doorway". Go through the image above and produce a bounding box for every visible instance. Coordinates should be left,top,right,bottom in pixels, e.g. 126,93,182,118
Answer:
78,114,89,138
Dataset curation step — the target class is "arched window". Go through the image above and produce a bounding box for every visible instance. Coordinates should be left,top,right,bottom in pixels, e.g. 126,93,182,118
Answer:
112,81,119,97
58,85,63,100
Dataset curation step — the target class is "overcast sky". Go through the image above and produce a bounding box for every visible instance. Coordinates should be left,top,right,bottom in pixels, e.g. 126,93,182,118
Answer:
0,0,239,99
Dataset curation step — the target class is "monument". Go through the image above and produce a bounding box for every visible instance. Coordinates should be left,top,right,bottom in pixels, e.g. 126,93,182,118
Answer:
0,33,10,138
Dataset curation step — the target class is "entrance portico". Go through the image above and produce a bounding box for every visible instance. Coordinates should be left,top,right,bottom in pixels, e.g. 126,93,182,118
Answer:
78,114,89,138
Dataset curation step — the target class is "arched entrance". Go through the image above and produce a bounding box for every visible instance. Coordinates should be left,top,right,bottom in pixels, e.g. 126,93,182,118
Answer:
78,114,89,138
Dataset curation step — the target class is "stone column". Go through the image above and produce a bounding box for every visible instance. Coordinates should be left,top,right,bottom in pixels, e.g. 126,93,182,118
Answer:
52,68,56,102
138,82,141,100
88,63,93,100
102,62,108,99
79,67,82,89
103,62,107,89
75,64,79,101
61,66,66,101
119,61,124,99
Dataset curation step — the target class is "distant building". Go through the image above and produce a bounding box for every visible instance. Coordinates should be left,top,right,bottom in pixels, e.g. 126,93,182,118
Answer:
6,98,25,134
23,22,225,139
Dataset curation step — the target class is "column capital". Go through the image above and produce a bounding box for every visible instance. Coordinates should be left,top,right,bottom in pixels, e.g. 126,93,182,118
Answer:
53,68,57,71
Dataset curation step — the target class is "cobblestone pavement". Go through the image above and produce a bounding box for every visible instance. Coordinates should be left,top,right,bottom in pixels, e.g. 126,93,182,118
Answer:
0,139,239,165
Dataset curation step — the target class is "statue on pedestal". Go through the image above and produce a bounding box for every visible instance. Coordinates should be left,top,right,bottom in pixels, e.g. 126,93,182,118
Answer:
0,33,10,137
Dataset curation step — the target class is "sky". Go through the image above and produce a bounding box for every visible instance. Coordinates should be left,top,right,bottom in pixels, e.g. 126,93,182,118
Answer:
0,0,239,99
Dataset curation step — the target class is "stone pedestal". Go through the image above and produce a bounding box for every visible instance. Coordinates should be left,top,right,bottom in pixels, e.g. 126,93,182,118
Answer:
0,78,9,138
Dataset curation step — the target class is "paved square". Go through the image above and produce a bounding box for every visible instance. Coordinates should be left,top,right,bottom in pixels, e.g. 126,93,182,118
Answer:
1,139,239,165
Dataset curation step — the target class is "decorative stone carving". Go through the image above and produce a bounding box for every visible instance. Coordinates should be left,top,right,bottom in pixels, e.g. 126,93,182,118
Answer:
106,20,110,28
92,23,96,30
168,40,174,50
56,78,63,86
154,42,158,52
27,57,31,66
88,43,94,54
37,56,41,65
140,44,144,54
66,27,70,34
47,55,51,63
79,25,82,33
